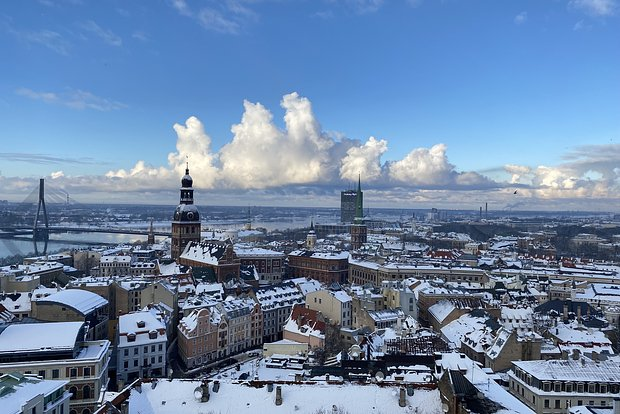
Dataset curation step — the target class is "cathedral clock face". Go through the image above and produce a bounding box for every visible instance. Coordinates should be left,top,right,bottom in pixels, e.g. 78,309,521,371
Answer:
187,212,194,220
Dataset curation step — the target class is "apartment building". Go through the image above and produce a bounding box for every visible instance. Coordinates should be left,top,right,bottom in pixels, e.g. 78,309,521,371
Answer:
116,310,167,386
0,322,111,414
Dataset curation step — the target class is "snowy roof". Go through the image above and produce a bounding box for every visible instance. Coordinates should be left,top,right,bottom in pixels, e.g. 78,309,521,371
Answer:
158,262,189,276
501,307,533,321
222,296,257,317
36,288,108,315
255,282,304,311
292,278,322,296
441,313,490,348
180,307,223,333
0,373,68,414
513,359,620,382
331,290,352,303
0,321,83,353
100,255,132,264
428,300,455,324
551,324,612,346
126,379,442,414
180,240,231,265
234,246,285,257
367,308,404,323
289,250,350,260
119,310,166,335
195,282,224,297
0,292,32,314
486,328,513,360
437,353,534,414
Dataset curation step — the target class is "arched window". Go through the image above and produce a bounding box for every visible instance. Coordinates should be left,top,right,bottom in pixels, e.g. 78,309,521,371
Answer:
82,409,91,414
83,385,91,400
69,386,78,400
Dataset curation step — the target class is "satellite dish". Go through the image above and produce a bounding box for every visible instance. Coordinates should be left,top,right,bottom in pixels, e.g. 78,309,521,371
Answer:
193,387,203,400
375,371,385,382
349,345,362,359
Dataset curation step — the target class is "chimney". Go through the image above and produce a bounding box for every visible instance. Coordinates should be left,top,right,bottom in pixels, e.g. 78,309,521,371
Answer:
275,386,282,406
201,384,209,403
563,302,569,320
592,351,599,362
561,350,569,360
399,387,406,407
572,349,580,360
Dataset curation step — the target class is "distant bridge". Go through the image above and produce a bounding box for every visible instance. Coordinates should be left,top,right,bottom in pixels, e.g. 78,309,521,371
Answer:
2,179,174,255
0,225,171,238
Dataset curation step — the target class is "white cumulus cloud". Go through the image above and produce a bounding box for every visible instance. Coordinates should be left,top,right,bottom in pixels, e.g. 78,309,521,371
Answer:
388,144,455,186
340,136,388,182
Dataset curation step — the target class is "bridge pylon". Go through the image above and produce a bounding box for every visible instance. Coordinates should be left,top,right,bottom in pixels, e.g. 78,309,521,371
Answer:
33,178,49,242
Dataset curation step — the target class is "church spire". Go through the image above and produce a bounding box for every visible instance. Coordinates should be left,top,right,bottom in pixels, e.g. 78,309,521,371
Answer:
354,173,363,223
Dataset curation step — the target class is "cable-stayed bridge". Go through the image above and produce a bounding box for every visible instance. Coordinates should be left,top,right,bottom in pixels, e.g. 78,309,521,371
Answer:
0,179,171,256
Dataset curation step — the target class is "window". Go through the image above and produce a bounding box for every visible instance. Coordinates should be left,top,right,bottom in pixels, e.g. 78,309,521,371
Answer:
158,344,163,352
143,346,148,353
38,370,46,379
134,348,138,355
84,367,91,377
124,349,129,357
70,368,77,378
134,360,138,367
544,400,549,408
555,400,561,409
69,386,77,400
83,385,91,400
158,355,163,363
52,369,59,379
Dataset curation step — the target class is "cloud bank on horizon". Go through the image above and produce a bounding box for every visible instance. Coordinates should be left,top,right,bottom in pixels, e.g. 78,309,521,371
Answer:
1,92,619,211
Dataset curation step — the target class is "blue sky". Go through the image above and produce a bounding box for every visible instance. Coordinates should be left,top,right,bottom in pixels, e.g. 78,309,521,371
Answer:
0,0,619,210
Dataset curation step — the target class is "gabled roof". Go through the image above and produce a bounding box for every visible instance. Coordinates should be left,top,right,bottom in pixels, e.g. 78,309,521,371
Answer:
289,305,326,334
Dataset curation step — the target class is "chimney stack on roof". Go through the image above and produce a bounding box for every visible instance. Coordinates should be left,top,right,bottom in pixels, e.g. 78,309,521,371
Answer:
275,385,282,406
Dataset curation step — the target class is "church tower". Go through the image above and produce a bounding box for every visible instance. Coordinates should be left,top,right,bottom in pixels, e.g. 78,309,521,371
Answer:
171,164,201,260
350,174,367,250
306,219,317,249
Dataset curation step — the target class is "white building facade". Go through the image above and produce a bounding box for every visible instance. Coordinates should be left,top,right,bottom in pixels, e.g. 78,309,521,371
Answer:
116,310,167,386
